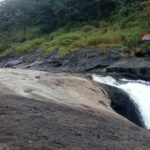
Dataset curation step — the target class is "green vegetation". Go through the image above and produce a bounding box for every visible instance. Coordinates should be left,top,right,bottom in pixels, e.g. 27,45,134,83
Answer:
0,0,149,56
11,25,124,54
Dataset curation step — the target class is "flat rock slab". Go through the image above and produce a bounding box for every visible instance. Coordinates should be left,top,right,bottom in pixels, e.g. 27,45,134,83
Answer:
107,58,150,69
106,58,150,79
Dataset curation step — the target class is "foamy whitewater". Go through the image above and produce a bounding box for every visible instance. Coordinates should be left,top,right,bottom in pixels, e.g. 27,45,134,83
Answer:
92,74,150,129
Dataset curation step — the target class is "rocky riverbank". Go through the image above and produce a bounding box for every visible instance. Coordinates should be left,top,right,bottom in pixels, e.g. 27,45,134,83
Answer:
0,48,150,149
1,48,150,80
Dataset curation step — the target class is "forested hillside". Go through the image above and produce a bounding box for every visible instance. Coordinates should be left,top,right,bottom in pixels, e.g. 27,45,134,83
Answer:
0,0,149,56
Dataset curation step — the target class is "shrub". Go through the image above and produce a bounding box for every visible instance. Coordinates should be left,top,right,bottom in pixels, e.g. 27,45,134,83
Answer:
81,25,96,33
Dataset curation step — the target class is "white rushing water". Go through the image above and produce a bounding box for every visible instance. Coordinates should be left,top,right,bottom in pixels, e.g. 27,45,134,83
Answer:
92,74,150,129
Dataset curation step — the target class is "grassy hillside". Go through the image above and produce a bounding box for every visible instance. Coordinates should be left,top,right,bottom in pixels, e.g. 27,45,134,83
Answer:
0,0,150,57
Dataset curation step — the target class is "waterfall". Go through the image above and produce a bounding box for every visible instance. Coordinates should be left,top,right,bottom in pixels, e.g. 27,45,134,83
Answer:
92,74,150,129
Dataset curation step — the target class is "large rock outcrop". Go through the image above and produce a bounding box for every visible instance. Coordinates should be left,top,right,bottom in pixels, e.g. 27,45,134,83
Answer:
0,69,149,150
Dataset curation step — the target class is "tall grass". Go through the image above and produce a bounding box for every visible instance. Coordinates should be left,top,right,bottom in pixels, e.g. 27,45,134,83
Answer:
16,25,126,54
3,14,150,56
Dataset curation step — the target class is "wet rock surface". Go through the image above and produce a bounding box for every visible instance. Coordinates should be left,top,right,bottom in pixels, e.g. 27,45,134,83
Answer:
1,48,120,72
99,83,144,128
59,48,122,72
106,57,150,80
1,48,150,80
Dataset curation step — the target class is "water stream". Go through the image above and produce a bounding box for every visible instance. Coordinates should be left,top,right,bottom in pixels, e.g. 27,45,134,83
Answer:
92,74,150,129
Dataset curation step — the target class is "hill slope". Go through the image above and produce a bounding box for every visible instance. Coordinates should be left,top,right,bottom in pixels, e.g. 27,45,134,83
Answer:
0,0,150,54
0,0,149,56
